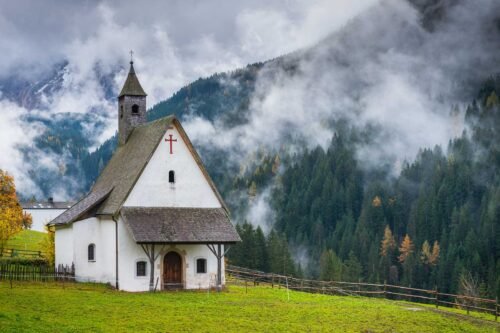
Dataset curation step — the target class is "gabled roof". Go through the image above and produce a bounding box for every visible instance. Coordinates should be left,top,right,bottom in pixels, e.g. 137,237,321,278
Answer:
49,115,229,225
121,207,241,243
21,201,74,209
48,188,112,226
118,62,147,97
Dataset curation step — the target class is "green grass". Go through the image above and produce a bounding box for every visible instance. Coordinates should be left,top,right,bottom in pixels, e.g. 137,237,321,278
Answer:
0,282,497,332
5,230,46,252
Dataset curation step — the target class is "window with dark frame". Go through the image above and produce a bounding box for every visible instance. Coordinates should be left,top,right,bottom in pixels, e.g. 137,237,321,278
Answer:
88,244,95,261
136,261,147,277
196,258,207,274
131,104,139,114
169,170,175,183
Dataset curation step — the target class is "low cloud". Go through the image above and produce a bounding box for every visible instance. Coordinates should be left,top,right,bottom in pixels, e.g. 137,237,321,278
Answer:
245,188,275,234
0,100,44,196
185,0,499,175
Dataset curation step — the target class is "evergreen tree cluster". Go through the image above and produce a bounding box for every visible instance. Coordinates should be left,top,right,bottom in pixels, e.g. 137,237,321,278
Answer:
228,222,300,277
267,77,500,298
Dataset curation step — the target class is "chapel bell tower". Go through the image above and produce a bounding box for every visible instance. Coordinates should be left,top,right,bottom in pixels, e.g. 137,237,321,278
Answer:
118,56,147,145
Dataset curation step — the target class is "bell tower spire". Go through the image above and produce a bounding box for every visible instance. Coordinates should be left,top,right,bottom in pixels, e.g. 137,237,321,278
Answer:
118,52,147,145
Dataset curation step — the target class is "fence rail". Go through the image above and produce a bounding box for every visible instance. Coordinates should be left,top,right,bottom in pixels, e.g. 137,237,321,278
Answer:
226,265,498,321
0,248,47,259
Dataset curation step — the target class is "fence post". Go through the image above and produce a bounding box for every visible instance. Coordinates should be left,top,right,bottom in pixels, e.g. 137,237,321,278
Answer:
434,285,438,309
271,274,274,289
383,280,387,299
495,297,498,322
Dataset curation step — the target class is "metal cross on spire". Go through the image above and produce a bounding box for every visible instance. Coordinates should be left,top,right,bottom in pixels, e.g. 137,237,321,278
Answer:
130,50,134,64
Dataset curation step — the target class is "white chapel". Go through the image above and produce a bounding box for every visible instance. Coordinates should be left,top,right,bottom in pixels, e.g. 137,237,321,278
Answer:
49,60,240,292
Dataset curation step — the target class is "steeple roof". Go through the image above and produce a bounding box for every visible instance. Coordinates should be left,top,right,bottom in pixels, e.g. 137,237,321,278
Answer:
118,61,147,97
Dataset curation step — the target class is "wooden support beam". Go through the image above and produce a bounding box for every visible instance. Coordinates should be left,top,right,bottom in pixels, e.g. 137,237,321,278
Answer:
206,243,229,292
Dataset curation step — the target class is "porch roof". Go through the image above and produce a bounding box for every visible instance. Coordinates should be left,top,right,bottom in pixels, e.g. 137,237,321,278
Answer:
121,207,241,244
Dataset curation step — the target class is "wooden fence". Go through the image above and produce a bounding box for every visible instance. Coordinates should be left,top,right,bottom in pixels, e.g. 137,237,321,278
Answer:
1,247,46,259
226,265,498,321
0,263,74,282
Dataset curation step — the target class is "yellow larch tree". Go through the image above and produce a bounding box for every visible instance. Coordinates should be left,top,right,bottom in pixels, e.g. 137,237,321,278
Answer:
420,240,432,265
380,225,396,257
398,234,414,263
420,240,440,266
430,240,440,265
0,170,31,252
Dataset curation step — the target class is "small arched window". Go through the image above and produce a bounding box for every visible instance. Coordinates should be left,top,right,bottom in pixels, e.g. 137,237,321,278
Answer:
136,261,147,277
196,258,207,274
88,244,95,261
131,104,139,114
169,170,175,184
120,105,124,119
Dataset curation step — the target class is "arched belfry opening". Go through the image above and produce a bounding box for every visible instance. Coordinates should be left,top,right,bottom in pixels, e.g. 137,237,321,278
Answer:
132,104,139,114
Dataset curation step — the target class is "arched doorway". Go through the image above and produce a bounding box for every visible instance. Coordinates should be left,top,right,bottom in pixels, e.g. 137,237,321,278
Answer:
163,251,182,289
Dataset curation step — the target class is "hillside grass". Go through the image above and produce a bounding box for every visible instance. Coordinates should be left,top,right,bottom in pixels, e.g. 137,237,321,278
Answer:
0,282,497,333
5,230,46,251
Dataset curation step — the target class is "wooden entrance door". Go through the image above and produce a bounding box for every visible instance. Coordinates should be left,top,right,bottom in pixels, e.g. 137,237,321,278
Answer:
163,251,182,289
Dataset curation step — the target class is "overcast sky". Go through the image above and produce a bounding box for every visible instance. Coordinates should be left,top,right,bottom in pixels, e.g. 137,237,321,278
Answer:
0,0,376,87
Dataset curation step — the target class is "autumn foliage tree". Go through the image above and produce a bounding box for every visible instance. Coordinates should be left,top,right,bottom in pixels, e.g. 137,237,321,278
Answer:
420,240,440,266
398,234,414,263
0,170,31,253
42,226,55,266
380,225,396,257
380,225,398,283
398,234,416,286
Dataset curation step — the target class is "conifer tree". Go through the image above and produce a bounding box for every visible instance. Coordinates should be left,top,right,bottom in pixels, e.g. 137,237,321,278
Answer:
420,240,432,265
319,249,343,281
380,225,396,257
430,240,440,266
343,251,362,282
398,234,414,263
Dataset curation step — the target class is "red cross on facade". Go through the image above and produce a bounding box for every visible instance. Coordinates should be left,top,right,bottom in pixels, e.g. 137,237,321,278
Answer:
165,134,177,154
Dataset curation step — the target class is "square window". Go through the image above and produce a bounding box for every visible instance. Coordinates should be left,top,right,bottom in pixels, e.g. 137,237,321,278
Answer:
137,261,147,277
196,258,207,274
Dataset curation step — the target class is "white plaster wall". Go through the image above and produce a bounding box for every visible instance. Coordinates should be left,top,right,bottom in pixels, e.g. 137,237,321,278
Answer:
72,217,116,286
180,243,225,290
117,217,151,291
24,209,67,232
124,125,221,208
54,226,74,268
118,217,224,292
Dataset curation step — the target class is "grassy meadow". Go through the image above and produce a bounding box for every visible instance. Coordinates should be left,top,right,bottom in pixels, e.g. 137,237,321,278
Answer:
5,230,46,252
0,282,497,333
